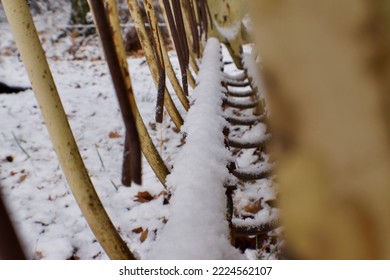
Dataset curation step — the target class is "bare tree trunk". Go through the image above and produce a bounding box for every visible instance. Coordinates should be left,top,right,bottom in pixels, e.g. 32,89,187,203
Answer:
250,0,390,259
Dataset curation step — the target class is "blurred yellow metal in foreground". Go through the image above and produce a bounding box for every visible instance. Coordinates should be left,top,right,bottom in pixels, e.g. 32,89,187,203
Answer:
250,0,390,259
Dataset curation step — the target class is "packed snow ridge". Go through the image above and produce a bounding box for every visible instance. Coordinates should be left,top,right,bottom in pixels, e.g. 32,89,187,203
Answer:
148,38,243,259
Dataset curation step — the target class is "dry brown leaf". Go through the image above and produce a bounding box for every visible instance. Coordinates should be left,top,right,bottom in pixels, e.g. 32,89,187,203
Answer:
5,155,14,162
243,200,262,214
18,174,28,183
148,122,157,131
132,227,143,233
134,191,155,203
172,126,180,134
176,137,186,148
35,251,43,259
108,131,122,139
140,229,148,243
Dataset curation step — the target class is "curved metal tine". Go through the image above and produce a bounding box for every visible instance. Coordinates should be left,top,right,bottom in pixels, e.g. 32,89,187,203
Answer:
225,114,264,126
151,0,190,110
96,0,142,185
232,220,278,236
4,0,135,259
126,0,183,128
224,98,259,109
226,86,256,98
223,71,248,82
227,133,271,149
158,0,196,88
143,0,166,123
104,0,170,187
226,79,252,87
231,166,272,181
181,0,200,75
169,0,189,95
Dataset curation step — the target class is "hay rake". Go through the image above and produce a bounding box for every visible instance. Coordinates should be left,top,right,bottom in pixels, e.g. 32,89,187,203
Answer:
3,0,390,260
1,0,273,259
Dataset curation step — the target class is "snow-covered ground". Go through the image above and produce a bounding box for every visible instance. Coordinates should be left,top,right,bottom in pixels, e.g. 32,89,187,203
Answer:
0,31,184,259
0,9,278,259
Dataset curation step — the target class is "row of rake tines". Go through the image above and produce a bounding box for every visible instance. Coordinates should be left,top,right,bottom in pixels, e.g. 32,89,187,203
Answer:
89,0,211,187
0,0,277,259
221,56,278,253
93,0,278,253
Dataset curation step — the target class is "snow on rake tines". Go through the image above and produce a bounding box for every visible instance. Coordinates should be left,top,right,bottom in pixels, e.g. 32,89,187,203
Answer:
148,38,243,259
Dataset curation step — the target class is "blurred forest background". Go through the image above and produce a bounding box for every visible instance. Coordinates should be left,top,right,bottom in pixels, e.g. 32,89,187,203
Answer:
0,0,171,58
